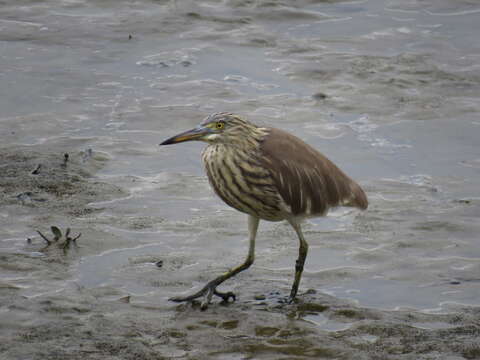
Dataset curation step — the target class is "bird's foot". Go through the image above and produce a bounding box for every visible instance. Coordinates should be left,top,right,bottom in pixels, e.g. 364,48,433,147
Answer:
287,295,299,304
286,287,300,304
214,288,236,303
170,281,236,310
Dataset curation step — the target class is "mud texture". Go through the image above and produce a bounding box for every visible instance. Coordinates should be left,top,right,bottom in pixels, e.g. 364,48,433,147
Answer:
1,145,479,359
2,0,480,359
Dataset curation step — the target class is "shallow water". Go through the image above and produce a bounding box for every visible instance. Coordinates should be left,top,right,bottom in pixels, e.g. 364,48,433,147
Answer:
1,0,480,359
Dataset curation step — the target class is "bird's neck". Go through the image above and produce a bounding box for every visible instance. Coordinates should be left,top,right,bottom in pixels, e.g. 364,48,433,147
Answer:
202,127,269,163
216,127,268,151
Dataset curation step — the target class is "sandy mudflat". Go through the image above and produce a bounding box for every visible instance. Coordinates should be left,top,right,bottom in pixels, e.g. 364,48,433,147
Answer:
1,0,480,358
1,144,479,360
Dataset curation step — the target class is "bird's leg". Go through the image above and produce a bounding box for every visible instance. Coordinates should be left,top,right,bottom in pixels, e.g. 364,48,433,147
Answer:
288,219,309,302
170,216,259,309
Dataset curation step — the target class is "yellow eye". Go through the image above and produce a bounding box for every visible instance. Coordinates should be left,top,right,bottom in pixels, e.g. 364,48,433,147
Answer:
215,122,224,129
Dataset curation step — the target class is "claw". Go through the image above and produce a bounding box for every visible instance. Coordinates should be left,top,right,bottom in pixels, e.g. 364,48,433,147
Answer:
169,286,207,303
170,283,237,309
214,289,236,303
169,292,204,303
200,287,214,310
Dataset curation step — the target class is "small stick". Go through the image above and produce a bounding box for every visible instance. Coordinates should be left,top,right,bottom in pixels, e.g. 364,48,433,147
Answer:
36,231,51,245
32,164,42,175
62,153,69,168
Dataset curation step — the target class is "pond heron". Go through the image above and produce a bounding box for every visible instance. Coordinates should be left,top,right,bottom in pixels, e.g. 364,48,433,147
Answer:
160,112,368,309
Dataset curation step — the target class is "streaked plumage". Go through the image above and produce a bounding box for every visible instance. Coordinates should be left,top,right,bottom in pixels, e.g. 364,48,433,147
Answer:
160,112,367,309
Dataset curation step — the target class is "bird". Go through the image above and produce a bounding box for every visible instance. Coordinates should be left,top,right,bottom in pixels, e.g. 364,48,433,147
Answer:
160,112,368,309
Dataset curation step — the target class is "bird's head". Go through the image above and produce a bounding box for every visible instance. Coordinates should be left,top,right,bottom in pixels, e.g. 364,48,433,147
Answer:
160,112,260,146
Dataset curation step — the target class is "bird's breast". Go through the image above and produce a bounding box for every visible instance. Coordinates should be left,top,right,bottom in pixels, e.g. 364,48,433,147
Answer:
201,144,287,221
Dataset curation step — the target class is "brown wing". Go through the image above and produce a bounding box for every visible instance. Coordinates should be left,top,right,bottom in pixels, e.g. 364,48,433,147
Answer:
259,128,368,217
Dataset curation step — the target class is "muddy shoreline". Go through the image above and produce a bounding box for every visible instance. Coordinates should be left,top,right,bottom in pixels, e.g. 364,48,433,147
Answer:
1,145,479,360
2,0,480,358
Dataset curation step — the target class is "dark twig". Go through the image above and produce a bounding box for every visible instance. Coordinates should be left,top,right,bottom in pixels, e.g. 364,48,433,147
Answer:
61,153,69,168
32,164,42,175
36,231,51,245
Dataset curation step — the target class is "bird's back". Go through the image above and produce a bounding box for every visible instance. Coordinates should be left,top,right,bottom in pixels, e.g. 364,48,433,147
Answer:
202,126,367,222
259,127,368,218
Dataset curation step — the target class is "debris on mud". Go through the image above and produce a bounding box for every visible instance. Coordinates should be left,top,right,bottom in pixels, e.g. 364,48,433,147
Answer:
0,145,125,213
36,226,81,253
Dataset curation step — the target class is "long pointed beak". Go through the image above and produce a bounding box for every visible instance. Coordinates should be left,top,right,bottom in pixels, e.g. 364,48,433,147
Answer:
160,126,212,145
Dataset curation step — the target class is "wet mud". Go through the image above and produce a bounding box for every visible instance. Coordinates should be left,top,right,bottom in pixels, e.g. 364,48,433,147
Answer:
1,142,479,360
2,0,480,359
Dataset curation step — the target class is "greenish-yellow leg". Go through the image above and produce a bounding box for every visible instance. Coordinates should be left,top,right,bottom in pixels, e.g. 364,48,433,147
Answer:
170,215,259,309
288,219,309,302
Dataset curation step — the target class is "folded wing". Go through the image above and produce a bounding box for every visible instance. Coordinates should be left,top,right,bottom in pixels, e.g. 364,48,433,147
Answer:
259,128,368,217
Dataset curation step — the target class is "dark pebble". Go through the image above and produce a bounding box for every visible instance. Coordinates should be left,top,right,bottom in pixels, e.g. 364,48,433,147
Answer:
312,92,327,100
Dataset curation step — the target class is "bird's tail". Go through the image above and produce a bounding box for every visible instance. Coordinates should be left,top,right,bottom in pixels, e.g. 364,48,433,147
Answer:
348,181,368,210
